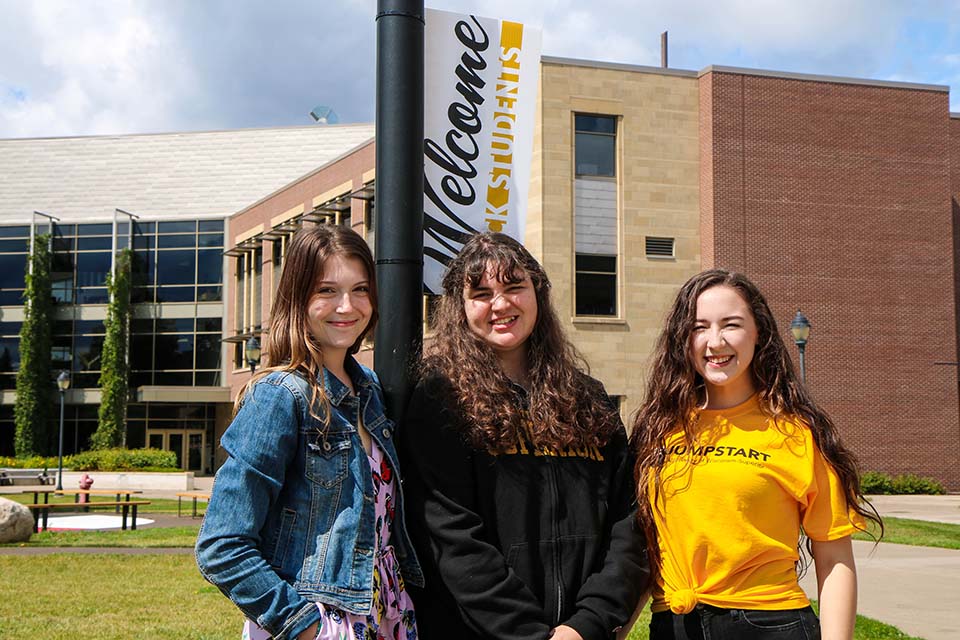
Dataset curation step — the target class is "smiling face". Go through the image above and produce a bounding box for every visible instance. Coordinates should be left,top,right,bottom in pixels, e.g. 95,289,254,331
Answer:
463,265,538,365
306,254,372,366
689,285,759,409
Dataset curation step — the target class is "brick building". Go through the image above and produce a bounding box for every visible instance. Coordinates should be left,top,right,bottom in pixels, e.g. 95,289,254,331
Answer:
226,58,960,489
2,58,940,486
698,67,958,490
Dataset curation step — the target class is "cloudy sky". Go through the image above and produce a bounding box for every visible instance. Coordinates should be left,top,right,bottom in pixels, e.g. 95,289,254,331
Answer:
2,0,959,138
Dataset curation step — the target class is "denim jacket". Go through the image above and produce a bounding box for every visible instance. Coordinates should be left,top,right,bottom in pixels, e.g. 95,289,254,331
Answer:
195,359,423,640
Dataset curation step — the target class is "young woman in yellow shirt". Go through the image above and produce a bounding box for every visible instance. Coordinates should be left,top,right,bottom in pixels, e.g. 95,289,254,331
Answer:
631,269,881,640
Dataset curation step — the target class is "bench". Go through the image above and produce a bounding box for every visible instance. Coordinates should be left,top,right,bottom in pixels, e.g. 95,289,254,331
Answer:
176,491,210,518
23,500,152,532
0,470,55,486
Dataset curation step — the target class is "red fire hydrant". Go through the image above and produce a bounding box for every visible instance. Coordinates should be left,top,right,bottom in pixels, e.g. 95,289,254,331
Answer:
78,473,94,504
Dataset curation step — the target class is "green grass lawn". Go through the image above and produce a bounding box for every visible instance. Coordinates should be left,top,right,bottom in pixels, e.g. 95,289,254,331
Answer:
0,551,925,640
5,525,201,548
0,502,949,638
0,554,238,640
853,516,960,550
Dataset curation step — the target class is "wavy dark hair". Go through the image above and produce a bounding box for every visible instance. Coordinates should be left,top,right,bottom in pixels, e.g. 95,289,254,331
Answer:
630,268,881,568
235,225,378,423
424,232,618,452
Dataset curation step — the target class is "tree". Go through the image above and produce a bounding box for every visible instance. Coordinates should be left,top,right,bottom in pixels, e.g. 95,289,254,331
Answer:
92,249,132,450
14,234,53,456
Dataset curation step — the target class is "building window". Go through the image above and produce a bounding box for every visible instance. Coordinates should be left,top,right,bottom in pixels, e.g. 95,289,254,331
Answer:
645,236,675,259
574,114,618,317
0,226,28,306
0,321,21,390
575,115,616,177
365,197,375,253
130,316,222,387
574,255,617,316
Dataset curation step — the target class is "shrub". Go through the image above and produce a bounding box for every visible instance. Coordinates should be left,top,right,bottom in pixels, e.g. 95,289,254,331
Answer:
890,473,946,495
14,234,53,456
64,448,178,471
860,471,894,494
0,455,59,469
861,470,946,495
93,249,132,450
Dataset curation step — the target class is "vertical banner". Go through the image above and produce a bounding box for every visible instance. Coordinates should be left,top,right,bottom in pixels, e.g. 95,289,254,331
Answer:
422,8,541,293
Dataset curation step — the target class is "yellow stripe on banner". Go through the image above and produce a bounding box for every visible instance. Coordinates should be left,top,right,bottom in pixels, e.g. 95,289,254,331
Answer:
501,21,523,54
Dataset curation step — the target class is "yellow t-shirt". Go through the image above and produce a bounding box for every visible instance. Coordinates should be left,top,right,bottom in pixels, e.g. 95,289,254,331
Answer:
649,394,864,614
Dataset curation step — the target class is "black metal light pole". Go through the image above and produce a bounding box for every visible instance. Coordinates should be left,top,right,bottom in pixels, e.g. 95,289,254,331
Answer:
790,310,811,384
245,337,261,376
374,0,425,417
56,370,71,490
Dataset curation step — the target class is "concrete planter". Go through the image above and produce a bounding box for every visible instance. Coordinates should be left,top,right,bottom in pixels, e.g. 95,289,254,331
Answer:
60,471,195,491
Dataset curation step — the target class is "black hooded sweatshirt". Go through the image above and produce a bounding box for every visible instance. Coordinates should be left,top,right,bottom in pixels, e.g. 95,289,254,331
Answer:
400,373,649,640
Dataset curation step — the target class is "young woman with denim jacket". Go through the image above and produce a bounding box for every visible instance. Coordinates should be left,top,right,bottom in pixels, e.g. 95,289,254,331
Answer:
196,226,422,640
401,233,649,640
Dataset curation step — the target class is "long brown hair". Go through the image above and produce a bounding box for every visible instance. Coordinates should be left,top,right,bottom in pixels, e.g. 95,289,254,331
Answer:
631,268,881,567
234,225,378,422
424,232,618,452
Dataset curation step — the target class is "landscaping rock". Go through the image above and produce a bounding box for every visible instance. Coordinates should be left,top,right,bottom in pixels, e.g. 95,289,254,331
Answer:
0,497,33,543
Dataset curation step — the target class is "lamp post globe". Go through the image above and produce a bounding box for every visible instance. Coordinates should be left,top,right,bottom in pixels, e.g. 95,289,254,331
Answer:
55,370,71,490
790,310,811,384
245,336,262,377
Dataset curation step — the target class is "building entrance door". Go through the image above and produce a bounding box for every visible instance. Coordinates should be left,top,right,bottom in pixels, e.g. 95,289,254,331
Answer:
147,429,207,472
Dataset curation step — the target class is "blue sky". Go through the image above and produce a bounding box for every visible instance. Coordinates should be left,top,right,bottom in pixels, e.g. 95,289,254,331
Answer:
1,0,958,138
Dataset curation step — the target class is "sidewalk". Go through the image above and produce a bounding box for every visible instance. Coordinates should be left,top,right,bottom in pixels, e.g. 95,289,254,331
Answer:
865,493,960,525
795,495,960,640
798,540,960,640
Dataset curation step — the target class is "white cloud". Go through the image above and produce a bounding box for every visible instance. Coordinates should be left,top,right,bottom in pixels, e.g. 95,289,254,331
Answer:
0,0,195,137
1,0,959,136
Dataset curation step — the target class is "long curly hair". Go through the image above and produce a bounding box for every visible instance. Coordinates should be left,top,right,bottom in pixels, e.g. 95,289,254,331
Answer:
424,232,618,452
630,268,881,567
234,225,378,422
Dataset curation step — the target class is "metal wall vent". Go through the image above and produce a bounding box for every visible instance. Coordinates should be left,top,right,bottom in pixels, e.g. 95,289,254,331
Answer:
645,236,675,258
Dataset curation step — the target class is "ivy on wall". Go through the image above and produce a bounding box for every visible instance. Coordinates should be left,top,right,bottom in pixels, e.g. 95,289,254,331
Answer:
92,249,132,450
14,234,53,457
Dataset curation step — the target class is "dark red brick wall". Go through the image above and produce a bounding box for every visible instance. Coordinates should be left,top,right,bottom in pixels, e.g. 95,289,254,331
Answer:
701,71,960,489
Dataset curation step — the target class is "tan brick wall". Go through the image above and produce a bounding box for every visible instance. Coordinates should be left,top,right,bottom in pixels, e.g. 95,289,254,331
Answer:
702,70,960,489
536,62,701,422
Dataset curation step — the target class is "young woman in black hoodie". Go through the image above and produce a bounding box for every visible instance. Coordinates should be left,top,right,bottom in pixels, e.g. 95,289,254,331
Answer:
401,232,649,640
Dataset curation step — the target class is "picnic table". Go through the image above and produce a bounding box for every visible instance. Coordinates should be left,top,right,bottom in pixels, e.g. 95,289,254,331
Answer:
22,488,143,513
176,491,210,518
21,490,151,532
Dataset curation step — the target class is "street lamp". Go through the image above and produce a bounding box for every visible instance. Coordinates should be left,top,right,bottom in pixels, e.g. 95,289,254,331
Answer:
790,310,811,384
55,370,71,490
245,336,261,376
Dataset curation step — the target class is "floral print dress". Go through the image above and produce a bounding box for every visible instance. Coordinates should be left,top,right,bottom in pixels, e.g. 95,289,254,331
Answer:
242,441,418,640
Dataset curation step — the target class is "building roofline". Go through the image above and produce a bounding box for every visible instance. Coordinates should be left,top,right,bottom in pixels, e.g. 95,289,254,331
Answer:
699,65,949,93
541,57,948,94
0,122,375,143
541,55,698,78
230,136,376,219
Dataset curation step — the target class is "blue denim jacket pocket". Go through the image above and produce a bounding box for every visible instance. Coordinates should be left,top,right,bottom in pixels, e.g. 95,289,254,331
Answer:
306,436,352,488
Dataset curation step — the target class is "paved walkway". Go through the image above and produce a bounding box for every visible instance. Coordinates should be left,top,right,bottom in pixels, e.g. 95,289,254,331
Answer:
865,493,960,525
798,539,960,640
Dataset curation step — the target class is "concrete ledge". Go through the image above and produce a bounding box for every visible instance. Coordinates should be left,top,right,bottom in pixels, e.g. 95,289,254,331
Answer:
60,471,195,491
